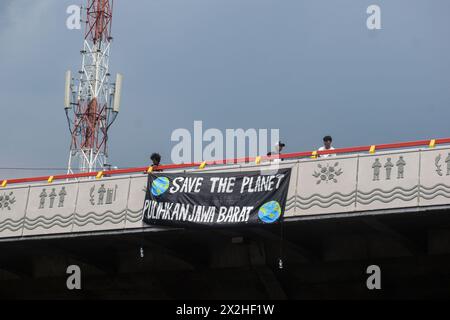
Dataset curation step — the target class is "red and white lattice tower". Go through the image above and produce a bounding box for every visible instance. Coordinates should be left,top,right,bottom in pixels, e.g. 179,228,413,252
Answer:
64,0,123,174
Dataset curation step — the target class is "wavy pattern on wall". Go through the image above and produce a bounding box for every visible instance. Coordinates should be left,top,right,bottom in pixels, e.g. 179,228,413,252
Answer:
2,182,450,237
126,208,143,224
73,210,127,227
1,209,139,234
285,195,296,209
357,186,418,205
420,184,450,200
24,214,73,231
286,191,356,210
0,218,23,233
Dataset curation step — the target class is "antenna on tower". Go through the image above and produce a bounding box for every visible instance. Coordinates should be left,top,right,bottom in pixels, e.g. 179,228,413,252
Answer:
64,70,72,110
64,0,123,174
113,73,123,113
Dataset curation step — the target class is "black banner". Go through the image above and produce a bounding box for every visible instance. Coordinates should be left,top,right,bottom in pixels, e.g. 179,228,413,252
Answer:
142,168,292,227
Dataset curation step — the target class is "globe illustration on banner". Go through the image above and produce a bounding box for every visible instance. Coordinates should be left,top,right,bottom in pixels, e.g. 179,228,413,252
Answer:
151,177,170,197
258,201,282,224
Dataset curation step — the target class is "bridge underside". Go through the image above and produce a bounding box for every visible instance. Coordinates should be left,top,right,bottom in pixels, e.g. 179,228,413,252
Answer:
2,206,450,299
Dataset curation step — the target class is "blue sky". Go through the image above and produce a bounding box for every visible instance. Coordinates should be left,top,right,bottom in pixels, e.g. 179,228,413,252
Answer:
0,0,449,178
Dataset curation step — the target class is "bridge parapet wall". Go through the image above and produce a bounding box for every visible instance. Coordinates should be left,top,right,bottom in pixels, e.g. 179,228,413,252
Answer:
1,147,450,239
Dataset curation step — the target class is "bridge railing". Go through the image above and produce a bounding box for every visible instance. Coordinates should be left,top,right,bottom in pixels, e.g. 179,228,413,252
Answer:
1,137,450,188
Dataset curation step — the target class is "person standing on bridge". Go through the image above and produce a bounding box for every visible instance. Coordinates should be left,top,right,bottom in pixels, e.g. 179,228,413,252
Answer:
267,142,286,163
150,153,163,172
318,136,336,158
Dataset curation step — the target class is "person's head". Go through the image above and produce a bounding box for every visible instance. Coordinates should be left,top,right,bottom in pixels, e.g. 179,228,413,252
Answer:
323,136,333,149
150,153,161,166
275,141,286,153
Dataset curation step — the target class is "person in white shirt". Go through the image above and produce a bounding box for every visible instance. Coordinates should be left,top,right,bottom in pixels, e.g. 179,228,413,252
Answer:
318,136,336,158
267,141,286,163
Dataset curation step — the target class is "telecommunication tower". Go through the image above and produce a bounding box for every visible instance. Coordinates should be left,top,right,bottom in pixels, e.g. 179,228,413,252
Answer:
64,0,123,174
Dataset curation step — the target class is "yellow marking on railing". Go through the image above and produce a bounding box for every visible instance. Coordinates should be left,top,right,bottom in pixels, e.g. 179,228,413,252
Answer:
311,151,318,159
369,145,376,154
199,162,207,170
48,176,54,183
429,139,436,148
255,156,262,165
147,166,153,174
96,171,104,180
1,180,7,188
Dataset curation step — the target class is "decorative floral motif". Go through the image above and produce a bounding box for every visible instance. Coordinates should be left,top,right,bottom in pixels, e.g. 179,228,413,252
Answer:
435,154,450,177
0,192,16,211
436,154,443,176
313,162,343,184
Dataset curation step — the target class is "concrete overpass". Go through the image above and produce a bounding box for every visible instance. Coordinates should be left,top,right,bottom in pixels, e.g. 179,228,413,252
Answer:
1,143,450,299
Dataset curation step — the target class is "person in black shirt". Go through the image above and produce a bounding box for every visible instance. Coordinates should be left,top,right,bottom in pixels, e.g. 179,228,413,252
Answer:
150,153,163,171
